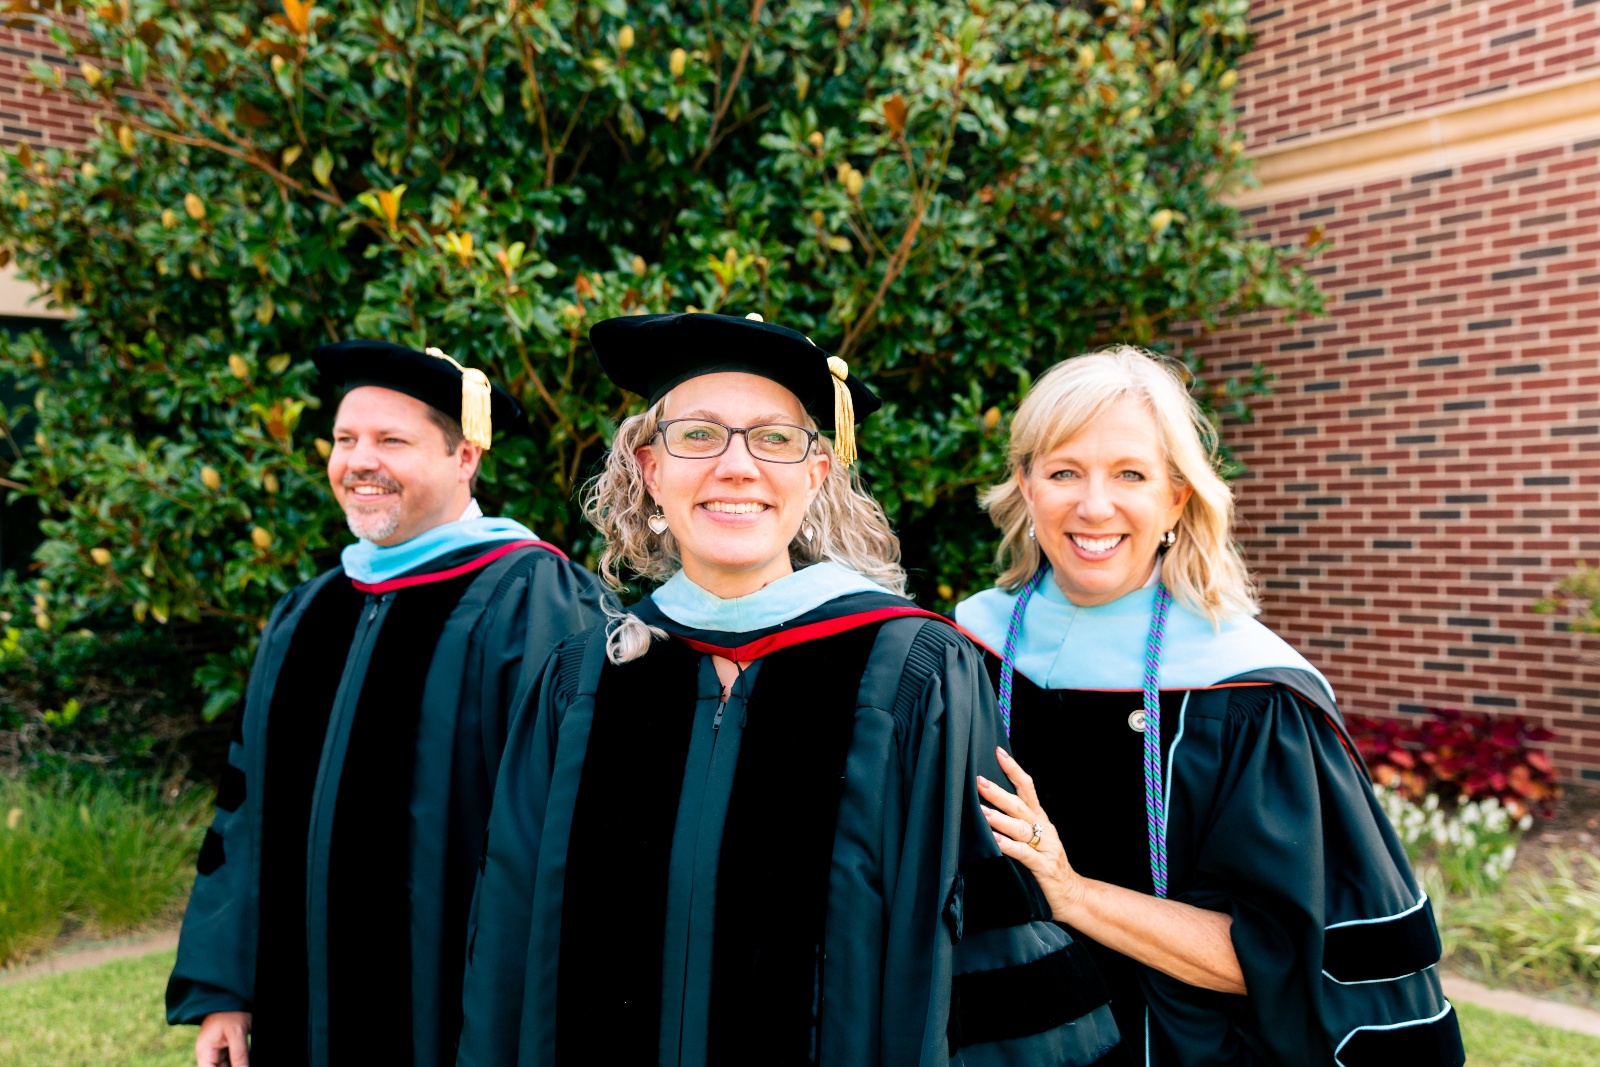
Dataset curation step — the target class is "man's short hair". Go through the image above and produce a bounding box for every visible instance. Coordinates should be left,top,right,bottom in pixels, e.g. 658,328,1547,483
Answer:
425,406,466,453
424,406,481,491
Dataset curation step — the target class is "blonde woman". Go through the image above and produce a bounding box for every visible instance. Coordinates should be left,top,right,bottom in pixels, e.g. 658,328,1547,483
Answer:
956,348,1462,1066
456,313,1121,1067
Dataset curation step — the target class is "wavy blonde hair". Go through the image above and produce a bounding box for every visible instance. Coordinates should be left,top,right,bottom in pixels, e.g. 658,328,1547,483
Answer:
980,346,1258,624
583,397,907,659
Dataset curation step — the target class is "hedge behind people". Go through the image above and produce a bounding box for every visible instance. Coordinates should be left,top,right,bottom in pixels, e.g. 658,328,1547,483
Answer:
0,0,1320,720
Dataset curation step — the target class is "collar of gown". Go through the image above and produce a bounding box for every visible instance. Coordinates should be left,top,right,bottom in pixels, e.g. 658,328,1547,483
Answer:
954,564,1336,701
340,498,540,585
650,561,889,633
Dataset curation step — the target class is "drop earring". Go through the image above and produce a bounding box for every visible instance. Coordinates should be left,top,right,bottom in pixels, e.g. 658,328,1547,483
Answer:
648,507,669,535
1161,529,1176,549
1027,522,1036,541
802,523,816,542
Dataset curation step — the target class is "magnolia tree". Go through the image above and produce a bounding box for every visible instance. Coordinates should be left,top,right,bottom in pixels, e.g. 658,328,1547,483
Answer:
0,0,1319,717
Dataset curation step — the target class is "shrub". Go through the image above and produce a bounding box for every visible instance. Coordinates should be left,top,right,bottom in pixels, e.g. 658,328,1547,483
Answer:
1347,707,1559,820
0,801,62,965
0,576,209,786
0,777,206,967
1376,787,1528,894
0,0,1320,721
1534,563,1600,636
1433,852,1600,1003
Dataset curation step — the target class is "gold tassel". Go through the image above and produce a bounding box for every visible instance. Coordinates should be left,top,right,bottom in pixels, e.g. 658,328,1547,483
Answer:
827,356,856,468
425,346,494,450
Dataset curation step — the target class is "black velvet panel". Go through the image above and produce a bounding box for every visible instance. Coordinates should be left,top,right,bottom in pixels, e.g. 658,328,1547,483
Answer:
556,641,701,1065
251,578,365,1066
215,765,246,813
956,855,1052,937
1337,1008,1465,1066
1323,898,1442,984
948,941,1110,1049
707,625,881,1067
326,572,478,1067
992,667,1178,897
196,829,225,876
989,658,1187,1058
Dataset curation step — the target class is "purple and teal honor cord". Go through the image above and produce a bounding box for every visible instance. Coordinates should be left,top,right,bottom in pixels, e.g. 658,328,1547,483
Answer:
996,573,1175,899
995,568,1047,737
1141,583,1173,898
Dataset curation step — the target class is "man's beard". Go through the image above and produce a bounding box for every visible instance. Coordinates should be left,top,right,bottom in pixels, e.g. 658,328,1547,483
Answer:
342,471,403,542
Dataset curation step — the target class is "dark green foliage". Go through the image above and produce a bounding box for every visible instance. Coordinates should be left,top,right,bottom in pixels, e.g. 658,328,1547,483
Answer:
0,0,1320,721
1534,563,1600,635
0,577,211,785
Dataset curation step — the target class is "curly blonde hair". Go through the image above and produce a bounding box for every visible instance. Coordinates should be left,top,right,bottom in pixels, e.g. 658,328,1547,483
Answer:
582,399,908,598
980,346,1258,624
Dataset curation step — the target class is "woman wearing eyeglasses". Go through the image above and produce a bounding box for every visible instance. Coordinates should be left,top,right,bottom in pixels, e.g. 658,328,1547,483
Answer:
456,313,1121,1067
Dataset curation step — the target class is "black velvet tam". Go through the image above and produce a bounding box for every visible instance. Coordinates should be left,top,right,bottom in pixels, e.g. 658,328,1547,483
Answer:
312,339,526,433
588,313,881,430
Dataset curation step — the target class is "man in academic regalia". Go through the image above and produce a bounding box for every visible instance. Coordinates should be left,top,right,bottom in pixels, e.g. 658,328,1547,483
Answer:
166,341,607,1067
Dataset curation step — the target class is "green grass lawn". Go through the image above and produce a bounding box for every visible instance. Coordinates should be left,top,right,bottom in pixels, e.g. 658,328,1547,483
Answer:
0,949,190,1067
1455,1000,1600,1066
0,947,1597,1066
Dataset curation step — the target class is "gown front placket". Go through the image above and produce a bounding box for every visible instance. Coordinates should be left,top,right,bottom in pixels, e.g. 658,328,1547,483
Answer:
658,655,764,1067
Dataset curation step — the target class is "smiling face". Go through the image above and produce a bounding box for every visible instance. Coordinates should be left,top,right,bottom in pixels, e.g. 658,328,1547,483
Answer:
637,372,829,598
1019,396,1192,607
328,386,481,546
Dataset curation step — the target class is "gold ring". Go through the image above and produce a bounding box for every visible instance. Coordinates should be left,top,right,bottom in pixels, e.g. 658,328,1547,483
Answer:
1027,821,1043,850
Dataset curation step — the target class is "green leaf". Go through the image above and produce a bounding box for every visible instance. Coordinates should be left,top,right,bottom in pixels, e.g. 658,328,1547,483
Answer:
312,146,334,186
123,40,148,86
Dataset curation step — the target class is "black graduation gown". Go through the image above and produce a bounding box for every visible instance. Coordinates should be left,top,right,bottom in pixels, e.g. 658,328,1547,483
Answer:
457,590,1124,1067
166,540,606,1067
988,658,1465,1067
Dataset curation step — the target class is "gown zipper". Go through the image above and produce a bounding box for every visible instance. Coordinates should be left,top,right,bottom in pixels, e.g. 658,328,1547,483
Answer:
667,660,745,1064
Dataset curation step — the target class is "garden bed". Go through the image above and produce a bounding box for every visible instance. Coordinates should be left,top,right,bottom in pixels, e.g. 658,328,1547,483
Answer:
0,778,205,970
1517,783,1600,876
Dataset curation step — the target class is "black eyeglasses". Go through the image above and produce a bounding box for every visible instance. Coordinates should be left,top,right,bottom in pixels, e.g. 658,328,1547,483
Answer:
654,419,818,464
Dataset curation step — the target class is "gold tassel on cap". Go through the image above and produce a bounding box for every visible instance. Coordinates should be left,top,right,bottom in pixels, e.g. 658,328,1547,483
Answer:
827,355,857,468
425,346,494,450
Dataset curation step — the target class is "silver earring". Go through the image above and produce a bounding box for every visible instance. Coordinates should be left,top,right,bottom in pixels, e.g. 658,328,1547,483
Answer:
1161,529,1176,549
1027,522,1035,541
802,523,816,542
648,507,669,535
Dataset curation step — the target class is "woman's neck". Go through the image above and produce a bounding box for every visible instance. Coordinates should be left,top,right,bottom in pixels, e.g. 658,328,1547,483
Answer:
1050,555,1161,609
679,555,795,600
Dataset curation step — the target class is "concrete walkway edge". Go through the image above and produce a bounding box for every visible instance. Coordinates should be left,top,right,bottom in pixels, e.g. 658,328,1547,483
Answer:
1442,973,1600,1037
0,927,179,986
4,936,1600,1042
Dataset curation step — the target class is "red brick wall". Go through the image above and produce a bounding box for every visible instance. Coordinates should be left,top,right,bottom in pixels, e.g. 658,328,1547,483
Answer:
1188,2,1600,784
1186,138,1600,782
1238,0,1600,150
0,23,96,149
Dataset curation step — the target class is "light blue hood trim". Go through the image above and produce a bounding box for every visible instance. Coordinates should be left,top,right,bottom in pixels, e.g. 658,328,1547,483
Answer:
954,569,1336,701
651,561,888,633
340,514,540,585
